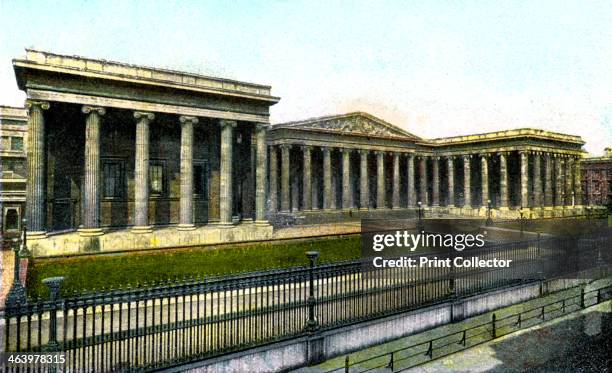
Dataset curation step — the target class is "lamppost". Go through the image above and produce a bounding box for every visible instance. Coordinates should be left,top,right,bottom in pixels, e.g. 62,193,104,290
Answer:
519,208,525,237
486,199,493,226
417,201,423,232
6,221,28,306
305,251,320,333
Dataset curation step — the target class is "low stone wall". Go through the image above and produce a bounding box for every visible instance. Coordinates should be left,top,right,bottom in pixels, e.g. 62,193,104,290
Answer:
171,277,601,373
29,222,274,257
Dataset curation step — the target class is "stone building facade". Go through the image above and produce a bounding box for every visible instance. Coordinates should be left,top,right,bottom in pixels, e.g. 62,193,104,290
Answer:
581,148,612,211
0,106,28,239
13,50,277,255
4,49,605,256
268,113,587,221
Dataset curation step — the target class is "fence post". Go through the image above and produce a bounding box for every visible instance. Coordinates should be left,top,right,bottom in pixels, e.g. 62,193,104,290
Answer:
306,251,320,332
306,251,324,366
345,355,350,373
491,313,496,339
42,277,64,373
580,287,585,308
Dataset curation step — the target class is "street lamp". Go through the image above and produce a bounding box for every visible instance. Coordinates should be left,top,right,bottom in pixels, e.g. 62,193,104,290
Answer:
486,199,493,226
519,208,525,237
417,201,423,231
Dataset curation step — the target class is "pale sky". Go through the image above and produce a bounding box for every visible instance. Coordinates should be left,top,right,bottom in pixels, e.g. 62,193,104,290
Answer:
1,0,610,154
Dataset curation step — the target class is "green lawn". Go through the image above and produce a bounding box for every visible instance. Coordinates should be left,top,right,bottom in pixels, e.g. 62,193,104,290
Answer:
496,217,609,235
26,235,360,299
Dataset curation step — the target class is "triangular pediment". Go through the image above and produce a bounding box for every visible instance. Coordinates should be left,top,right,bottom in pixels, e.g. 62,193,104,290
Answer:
276,112,420,140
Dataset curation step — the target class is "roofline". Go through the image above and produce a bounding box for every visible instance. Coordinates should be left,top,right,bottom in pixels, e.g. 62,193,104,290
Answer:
13,49,280,104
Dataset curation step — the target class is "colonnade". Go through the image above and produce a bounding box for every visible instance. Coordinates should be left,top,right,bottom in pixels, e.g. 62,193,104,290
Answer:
25,100,269,238
268,145,583,214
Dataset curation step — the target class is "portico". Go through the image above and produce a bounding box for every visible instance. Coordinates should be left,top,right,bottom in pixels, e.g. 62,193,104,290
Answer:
15,49,278,254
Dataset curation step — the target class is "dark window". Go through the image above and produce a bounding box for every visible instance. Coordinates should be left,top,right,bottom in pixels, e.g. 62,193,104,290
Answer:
11,137,23,151
150,164,164,196
103,161,125,198
194,163,207,196
5,209,19,230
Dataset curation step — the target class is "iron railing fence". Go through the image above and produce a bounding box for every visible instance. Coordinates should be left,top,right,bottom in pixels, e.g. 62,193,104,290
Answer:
333,284,612,373
1,232,610,372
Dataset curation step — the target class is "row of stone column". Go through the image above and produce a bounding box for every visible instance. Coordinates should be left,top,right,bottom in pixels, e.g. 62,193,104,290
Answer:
25,100,269,237
268,145,583,213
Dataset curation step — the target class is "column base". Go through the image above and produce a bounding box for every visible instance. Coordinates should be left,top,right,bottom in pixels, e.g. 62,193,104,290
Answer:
131,225,153,234
359,207,370,211
177,224,196,231
498,206,509,211
392,206,402,210
78,228,104,237
254,220,272,227
27,231,47,240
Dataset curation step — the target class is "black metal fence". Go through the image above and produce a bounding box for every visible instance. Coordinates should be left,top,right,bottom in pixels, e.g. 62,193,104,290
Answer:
2,232,610,372
334,284,612,373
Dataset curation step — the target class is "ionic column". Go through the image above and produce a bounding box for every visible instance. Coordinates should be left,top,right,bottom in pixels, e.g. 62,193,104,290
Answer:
499,153,508,209
573,157,583,206
376,151,386,209
269,146,278,212
463,155,471,208
302,145,313,211
564,157,574,206
80,106,106,235
533,152,542,208
323,147,332,210
520,151,529,208
407,155,416,207
341,148,353,209
392,152,401,209
25,100,50,238
432,157,440,207
280,144,291,212
480,155,489,207
219,119,236,225
177,116,198,230
544,153,553,208
132,111,155,233
359,149,369,210
419,156,428,205
554,155,564,207
255,125,268,223
447,157,455,207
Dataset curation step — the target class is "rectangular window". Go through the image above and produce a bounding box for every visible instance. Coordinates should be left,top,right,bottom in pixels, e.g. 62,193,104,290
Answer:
150,163,164,196
0,136,10,151
103,161,125,198
11,137,23,151
194,163,207,196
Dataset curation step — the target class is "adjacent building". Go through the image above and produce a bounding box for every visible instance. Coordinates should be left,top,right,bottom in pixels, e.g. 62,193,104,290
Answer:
2,49,605,256
0,106,28,239
581,148,612,211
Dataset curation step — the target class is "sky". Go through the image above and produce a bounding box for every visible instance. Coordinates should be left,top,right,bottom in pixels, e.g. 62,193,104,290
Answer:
0,0,610,155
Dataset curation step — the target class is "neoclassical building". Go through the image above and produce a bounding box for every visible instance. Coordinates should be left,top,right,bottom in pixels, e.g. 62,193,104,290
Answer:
6,50,603,256
14,49,277,255
267,112,587,221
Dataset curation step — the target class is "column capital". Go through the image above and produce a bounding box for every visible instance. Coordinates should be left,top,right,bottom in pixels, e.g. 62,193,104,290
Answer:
179,115,199,125
219,119,237,128
301,145,313,152
358,149,370,155
340,147,354,154
445,155,455,160
82,105,106,116
462,154,472,160
255,123,269,131
25,100,50,111
279,143,292,151
321,146,332,154
375,150,386,156
134,111,155,122
432,155,440,160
